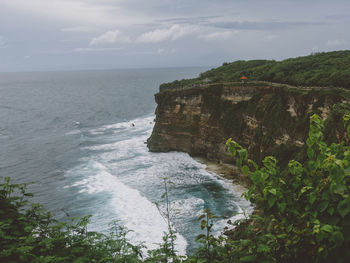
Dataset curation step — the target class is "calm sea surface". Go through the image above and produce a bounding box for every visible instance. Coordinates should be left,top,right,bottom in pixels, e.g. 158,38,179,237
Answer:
0,68,251,254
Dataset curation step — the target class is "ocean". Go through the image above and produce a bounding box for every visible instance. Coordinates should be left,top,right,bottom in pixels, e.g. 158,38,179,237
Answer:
0,68,251,254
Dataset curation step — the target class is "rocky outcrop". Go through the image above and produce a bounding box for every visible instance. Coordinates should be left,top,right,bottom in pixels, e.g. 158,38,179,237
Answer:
147,83,350,166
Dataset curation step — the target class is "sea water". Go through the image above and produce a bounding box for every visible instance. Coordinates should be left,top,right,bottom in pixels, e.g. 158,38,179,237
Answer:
0,68,251,254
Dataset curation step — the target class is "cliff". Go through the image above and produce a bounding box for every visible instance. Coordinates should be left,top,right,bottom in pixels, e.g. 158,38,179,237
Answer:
147,83,350,168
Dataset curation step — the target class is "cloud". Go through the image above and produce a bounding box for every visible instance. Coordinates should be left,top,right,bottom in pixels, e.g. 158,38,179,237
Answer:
311,46,320,53
211,20,323,30
2,0,350,72
154,15,222,25
1,0,143,27
0,37,8,48
125,50,156,55
199,31,234,40
136,24,198,43
90,30,131,45
74,47,123,52
157,48,176,54
262,35,278,41
324,14,350,21
125,48,176,56
40,47,123,54
39,50,72,54
61,27,96,33
326,38,347,47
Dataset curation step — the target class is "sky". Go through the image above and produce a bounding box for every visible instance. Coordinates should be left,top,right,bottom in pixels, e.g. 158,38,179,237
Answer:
0,0,349,72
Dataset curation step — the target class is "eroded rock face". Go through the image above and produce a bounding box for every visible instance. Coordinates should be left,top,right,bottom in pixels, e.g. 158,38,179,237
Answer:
147,84,349,165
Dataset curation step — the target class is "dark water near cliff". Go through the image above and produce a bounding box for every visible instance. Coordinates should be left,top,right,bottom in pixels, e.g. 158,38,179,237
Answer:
0,68,251,254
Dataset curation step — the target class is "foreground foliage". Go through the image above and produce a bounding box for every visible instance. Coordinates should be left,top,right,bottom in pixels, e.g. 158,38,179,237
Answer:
1,113,350,262
0,177,144,262
226,114,350,262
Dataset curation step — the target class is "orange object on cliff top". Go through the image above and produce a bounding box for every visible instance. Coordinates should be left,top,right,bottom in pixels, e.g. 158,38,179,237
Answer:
240,76,248,80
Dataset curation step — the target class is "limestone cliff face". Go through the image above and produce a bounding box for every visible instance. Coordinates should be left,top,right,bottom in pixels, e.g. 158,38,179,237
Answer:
147,84,350,166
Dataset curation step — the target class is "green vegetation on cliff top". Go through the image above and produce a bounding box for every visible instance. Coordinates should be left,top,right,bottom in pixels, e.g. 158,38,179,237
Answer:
160,50,350,91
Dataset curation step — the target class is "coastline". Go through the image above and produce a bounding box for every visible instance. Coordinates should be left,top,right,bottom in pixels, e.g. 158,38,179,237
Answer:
195,157,251,191
194,157,254,236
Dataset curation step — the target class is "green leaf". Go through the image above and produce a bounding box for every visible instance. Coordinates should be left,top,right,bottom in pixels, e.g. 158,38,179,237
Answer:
200,220,207,229
308,192,317,206
321,224,333,233
347,125,350,140
307,148,315,159
277,202,287,213
343,113,350,122
242,165,250,176
268,197,276,208
238,149,248,161
24,226,33,233
318,201,328,213
306,137,314,147
240,239,251,246
279,178,286,185
197,214,205,221
333,184,347,197
328,207,335,216
331,231,344,246
195,234,206,241
240,255,257,262
248,159,258,170
337,199,350,218
17,246,34,254
257,244,271,253
268,189,277,196
288,160,303,175
299,186,313,198
308,160,317,171
277,233,288,239
209,214,219,219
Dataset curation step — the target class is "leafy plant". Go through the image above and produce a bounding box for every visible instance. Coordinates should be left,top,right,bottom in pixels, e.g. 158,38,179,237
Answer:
146,178,183,263
226,113,350,262
0,177,144,263
193,209,219,262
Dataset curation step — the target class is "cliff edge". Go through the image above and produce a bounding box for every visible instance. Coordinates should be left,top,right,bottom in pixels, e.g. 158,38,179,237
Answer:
147,83,350,167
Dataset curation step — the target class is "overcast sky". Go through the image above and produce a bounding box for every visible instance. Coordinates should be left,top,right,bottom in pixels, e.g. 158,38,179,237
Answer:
0,0,349,72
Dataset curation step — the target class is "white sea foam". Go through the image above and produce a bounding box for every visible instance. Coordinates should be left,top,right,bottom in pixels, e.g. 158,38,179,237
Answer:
89,116,154,135
0,134,10,139
203,171,252,235
65,114,252,254
171,197,205,219
66,160,187,255
65,129,81,136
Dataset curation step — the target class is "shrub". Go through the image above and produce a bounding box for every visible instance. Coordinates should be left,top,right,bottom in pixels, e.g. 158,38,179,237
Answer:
0,178,144,262
225,114,350,262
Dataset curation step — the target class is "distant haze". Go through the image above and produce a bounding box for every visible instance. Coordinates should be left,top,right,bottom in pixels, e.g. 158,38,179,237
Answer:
0,0,349,72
